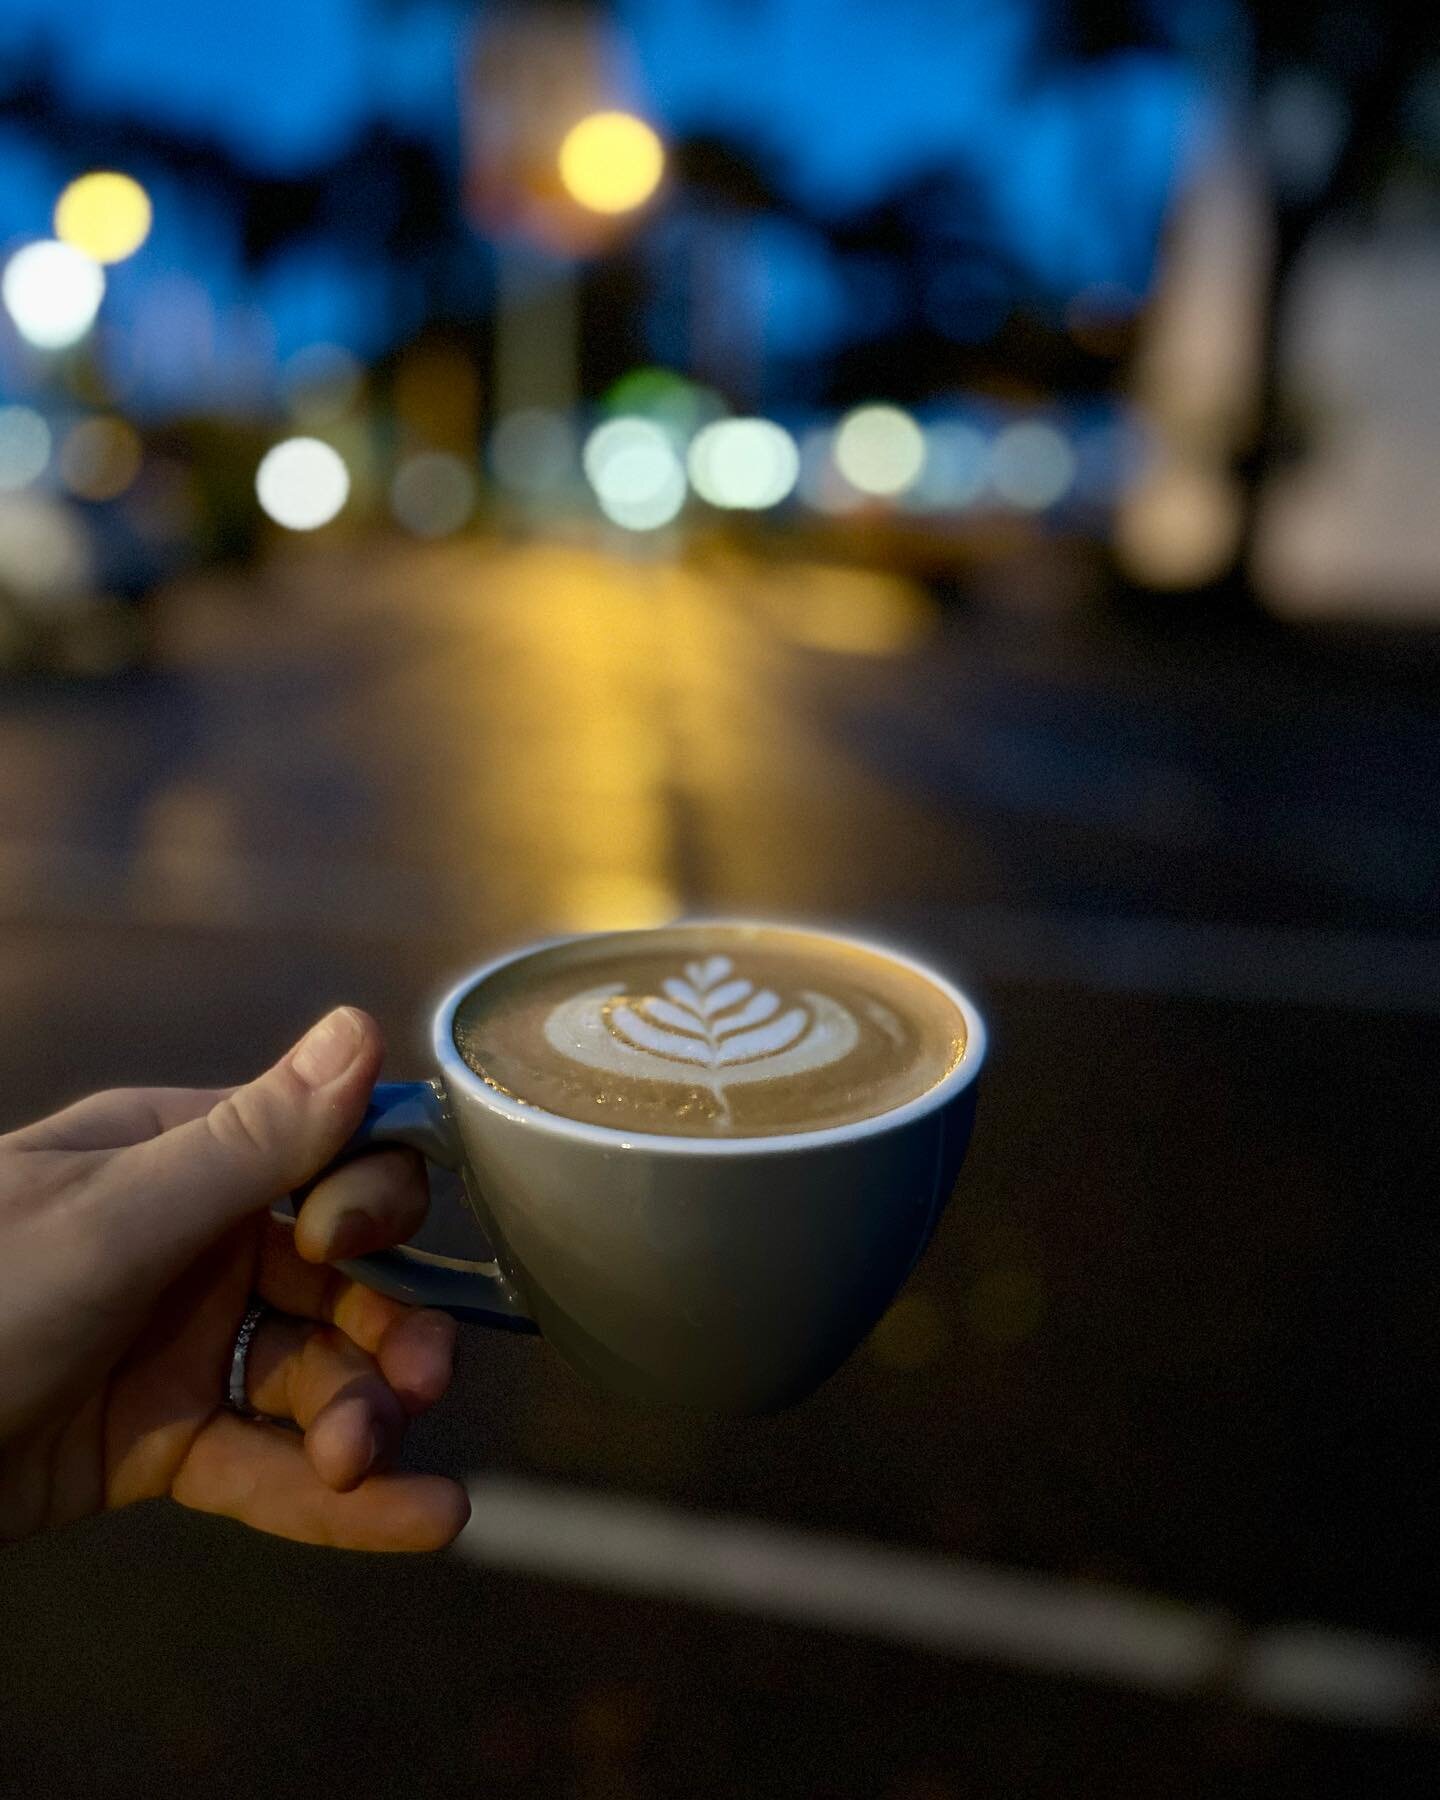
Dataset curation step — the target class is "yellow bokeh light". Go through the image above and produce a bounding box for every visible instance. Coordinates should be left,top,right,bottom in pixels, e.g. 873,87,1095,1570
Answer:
54,172,153,266
558,112,665,216
1115,458,1240,589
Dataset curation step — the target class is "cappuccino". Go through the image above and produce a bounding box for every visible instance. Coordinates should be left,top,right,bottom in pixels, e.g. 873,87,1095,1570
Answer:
453,924,966,1138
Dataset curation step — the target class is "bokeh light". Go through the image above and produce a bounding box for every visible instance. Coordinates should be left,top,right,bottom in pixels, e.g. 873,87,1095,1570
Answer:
0,494,95,605
1115,460,1240,588
54,172,153,266
687,418,799,510
0,407,51,492
390,451,478,538
558,112,665,216
255,437,350,531
833,404,926,497
582,416,685,531
59,415,143,501
989,420,1076,510
602,368,724,442
2,241,105,350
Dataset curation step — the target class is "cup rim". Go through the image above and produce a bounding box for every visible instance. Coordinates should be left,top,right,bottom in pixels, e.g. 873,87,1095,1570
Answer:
430,919,987,1156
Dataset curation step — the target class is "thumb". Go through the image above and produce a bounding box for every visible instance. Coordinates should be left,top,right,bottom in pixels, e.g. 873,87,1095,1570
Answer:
123,1007,383,1252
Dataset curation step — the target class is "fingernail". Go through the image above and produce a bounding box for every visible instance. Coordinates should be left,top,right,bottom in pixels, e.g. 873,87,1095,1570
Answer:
292,1007,363,1089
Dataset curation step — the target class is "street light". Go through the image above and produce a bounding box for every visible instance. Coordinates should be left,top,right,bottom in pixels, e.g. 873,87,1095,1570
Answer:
558,112,665,216
54,172,153,265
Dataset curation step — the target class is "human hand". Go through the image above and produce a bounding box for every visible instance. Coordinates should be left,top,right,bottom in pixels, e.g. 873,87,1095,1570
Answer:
0,1007,469,1552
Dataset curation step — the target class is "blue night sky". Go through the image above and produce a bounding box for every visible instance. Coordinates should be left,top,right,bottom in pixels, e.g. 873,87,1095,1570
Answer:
0,0,457,165
0,0,1209,402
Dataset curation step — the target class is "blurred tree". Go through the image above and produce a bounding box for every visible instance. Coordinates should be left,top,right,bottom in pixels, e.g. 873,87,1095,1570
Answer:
826,169,1018,406
669,134,786,215
1063,1,1440,606
0,53,470,365
1033,0,1171,61
1223,5,1439,598
663,134,788,406
1026,2,1440,609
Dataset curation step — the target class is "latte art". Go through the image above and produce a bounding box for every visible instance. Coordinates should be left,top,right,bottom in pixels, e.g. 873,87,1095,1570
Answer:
608,956,813,1067
542,956,861,1125
454,924,967,1138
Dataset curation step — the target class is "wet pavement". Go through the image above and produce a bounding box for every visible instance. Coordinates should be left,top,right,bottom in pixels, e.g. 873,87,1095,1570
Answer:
2,532,1439,1798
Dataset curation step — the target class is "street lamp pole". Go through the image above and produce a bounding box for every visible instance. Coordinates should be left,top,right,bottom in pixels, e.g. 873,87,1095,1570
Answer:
462,5,664,478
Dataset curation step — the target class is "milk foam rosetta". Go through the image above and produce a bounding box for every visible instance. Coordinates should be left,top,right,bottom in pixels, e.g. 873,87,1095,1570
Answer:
453,926,967,1138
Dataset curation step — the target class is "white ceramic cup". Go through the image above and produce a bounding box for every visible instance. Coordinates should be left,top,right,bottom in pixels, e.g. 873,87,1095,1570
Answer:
331,922,987,1413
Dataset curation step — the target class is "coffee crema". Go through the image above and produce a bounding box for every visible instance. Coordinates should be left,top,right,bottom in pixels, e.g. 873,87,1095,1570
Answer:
452,925,967,1138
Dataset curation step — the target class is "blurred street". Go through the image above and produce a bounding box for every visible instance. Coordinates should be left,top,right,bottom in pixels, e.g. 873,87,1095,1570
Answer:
2,536,1439,1797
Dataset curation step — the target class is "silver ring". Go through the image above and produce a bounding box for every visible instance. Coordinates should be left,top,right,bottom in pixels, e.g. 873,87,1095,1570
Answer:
226,1301,268,1416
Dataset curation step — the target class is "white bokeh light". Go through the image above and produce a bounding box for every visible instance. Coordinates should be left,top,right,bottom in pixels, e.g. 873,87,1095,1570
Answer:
0,406,51,491
255,437,350,531
0,494,95,605
390,452,477,538
583,417,685,531
687,418,800,510
833,404,926,497
2,241,105,350
989,421,1076,511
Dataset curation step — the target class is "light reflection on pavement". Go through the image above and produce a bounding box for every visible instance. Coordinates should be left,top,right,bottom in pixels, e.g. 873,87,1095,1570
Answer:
0,536,969,947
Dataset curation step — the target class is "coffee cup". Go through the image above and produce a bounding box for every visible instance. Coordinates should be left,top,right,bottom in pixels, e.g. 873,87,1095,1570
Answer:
330,921,986,1413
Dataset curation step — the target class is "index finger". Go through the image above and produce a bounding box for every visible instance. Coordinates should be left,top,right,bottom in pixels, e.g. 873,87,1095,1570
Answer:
12,1085,237,1153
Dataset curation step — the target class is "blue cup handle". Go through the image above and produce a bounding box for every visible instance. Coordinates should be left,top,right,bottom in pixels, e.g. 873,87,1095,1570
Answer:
317,1080,537,1332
